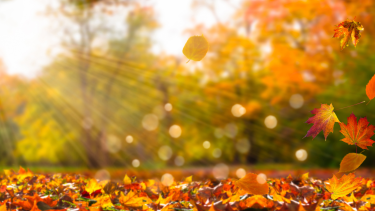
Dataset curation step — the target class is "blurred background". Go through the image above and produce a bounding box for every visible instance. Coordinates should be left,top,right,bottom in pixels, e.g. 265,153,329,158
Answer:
0,0,375,180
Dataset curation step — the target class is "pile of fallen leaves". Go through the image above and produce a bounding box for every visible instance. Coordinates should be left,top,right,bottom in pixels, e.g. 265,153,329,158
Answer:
1,167,375,211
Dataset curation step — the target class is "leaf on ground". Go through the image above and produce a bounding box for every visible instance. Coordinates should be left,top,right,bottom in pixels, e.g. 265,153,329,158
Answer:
85,179,102,195
235,173,269,195
366,74,375,102
333,18,364,50
339,153,366,173
0,204,6,211
339,113,375,149
124,174,132,185
325,173,362,200
304,104,340,140
182,35,208,63
119,191,151,209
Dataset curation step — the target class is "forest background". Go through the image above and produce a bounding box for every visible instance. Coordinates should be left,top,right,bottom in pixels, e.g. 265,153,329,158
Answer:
0,0,374,179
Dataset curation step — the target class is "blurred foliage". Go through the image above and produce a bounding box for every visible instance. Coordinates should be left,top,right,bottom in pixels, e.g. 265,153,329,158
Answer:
0,0,375,170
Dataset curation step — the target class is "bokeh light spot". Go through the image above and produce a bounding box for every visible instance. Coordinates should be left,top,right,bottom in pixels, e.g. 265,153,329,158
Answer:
132,159,140,168
235,138,250,154
158,145,172,161
169,125,182,138
224,123,238,138
203,141,210,149
256,173,267,184
126,135,133,143
296,149,308,161
289,94,304,109
94,169,110,181
231,104,246,117
106,135,121,153
264,115,277,129
142,114,159,131
212,163,229,180
212,148,222,158
236,168,246,178
164,103,173,111
174,156,184,166
161,173,174,186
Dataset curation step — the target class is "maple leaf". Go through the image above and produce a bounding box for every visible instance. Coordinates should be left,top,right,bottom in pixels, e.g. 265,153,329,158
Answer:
325,173,362,200
119,191,151,209
182,35,209,63
339,113,375,150
235,173,269,195
339,153,366,173
333,18,364,50
91,195,114,208
304,104,340,140
366,74,375,102
0,204,6,211
85,179,103,196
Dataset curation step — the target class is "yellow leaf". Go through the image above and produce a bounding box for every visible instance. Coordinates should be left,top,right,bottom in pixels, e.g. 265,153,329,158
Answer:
325,173,362,200
0,204,6,211
185,176,192,183
343,192,358,203
92,195,114,208
124,175,131,185
119,191,151,209
85,179,102,195
339,153,366,173
301,172,309,181
235,173,269,195
182,35,209,63
222,194,240,204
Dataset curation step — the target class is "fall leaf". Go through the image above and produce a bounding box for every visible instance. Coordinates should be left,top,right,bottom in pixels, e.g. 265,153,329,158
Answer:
242,195,273,209
339,153,366,173
0,204,6,211
235,173,269,195
85,179,103,196
182,35,208,63
333,18,364,50
119,191,151,209
366,74,375,102
91,195,113,208
304,104,340,140
325,173,362,200
123,174,131,185
339,113,375,150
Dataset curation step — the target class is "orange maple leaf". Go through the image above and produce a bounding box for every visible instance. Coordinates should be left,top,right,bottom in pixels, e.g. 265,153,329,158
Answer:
325,173,362,200
333,18,364,50
339,113,375,150
304,104,340,140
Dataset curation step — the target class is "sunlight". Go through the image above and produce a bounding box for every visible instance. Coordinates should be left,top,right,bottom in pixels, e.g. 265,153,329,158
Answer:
236,168,246,178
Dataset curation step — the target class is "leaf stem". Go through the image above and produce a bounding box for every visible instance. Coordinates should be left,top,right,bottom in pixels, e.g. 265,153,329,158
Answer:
186,59,190,63
336,101,365,110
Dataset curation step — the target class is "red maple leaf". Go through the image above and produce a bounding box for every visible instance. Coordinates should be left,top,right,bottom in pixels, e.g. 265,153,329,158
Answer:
304,104,340,140
339,113,375,150
333,17,364,50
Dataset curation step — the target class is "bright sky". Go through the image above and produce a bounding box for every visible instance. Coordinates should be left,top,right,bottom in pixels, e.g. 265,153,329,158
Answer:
0,0,240,77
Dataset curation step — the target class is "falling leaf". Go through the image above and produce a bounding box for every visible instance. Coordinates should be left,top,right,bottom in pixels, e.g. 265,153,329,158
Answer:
182,35,209,63
333,18,364,50
235,173,269,195
339,113,375,149
325,173,362,200
339,153,366,173
304,104,340,140
366,74,375,102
